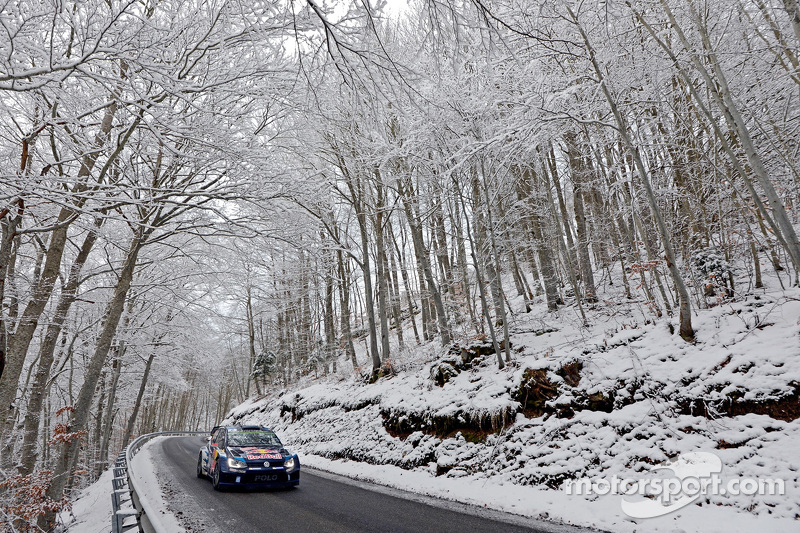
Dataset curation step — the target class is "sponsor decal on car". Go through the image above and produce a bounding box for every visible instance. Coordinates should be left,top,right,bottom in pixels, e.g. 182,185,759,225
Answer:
239,447,282,460
210,449,218,471
246,452,282,460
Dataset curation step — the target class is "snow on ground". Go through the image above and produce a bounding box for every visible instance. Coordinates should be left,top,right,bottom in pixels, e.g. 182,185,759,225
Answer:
63,437,185,533
224,283,800,533
129,437,186,533
59,467,114,533
300,454,796,533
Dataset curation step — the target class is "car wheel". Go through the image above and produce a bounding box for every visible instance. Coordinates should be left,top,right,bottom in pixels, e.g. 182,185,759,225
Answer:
212,462,223,491
197,454,205,478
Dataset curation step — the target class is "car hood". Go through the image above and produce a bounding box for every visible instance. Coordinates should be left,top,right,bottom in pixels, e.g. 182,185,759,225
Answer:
227,446,285,460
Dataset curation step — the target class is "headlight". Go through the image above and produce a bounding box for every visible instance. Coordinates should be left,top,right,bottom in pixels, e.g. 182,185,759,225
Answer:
227,457,247,470
283,457,295,470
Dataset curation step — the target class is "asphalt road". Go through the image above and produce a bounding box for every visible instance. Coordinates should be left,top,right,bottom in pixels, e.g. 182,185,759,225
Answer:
152,436,590,533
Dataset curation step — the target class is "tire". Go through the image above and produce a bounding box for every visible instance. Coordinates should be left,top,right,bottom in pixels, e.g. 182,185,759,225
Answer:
197,453,205,478
212,462,223,491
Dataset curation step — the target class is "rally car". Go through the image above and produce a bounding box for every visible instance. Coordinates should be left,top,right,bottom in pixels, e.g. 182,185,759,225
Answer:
197,425,300,491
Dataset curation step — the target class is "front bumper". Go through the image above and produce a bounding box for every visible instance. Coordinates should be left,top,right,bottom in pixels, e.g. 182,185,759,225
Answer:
218,469,300,488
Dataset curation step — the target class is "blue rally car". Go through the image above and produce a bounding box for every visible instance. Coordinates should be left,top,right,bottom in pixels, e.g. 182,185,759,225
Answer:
197,425,300,490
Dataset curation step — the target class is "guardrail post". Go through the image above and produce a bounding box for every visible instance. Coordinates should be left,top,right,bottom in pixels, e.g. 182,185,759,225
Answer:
113,508,138,533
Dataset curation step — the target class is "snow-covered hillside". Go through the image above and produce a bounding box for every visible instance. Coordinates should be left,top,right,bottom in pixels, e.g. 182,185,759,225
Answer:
58,468,113,533
224,287,800,533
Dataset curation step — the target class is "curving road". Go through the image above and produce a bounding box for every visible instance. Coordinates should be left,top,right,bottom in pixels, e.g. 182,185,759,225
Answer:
150,436,591,533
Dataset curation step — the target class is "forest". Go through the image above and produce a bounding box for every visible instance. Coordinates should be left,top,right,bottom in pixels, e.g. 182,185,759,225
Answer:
2,0,800,529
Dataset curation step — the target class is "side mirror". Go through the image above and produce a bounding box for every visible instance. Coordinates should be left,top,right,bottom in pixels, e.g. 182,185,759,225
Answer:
205,436,212,442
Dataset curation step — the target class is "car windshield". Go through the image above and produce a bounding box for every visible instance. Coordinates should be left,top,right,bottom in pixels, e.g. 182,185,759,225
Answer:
227,430,281,447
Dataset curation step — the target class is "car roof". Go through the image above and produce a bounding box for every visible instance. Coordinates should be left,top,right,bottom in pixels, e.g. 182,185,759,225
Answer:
208,425,274,435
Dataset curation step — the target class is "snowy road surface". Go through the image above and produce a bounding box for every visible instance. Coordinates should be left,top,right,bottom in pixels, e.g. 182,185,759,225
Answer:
151,436,590,533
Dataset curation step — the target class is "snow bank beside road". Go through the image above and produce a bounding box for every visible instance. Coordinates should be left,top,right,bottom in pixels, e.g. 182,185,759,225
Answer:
301,453,797,533
128,437,187,533
226,288,800,533
62,437,186,533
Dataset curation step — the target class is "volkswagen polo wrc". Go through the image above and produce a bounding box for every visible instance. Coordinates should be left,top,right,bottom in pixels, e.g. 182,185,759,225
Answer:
197,425,300,490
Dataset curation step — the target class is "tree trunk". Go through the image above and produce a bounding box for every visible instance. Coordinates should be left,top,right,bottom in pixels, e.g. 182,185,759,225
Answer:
16,221,100,474
642,1,800,281
90,372,107,476
398,177,451,346
565,133,598,302
335,242,358,369
344,172,381,373
475,164,511,362
516,165,561,311
387,242,405,350
120,352,154,450
0,200,24,383
784,0,800,47
389,224,422,344
450,185,480,331
246,287,260,396
454,178,504,368
42,228,143,529
323,251,337,372
0,222,70,449
0,98,119,447
97,353,123,476
545,145,584,307
569,7,694,340
373,172,391,364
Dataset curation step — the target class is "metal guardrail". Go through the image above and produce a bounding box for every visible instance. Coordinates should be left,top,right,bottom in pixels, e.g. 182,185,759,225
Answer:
111,431,208,533
110,450,137,533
